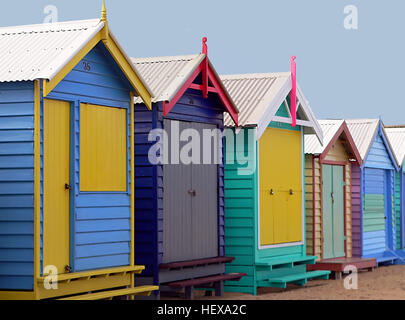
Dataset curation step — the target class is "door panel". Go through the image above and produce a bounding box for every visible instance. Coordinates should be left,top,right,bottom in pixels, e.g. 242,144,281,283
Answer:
322,164,345,259
163,120,193,263
332,165,345,257
80,103,127,192
163,120,219,263
43,99,70,274
191,122,218,259
322,165,334,259
363,168,386,255
259,127,302,246
259,190,274,245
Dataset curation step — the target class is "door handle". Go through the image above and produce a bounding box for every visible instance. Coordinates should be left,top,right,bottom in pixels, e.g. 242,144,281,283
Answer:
65,183,72,191
188,189,196,197
289,189,294,195
270,189,274,195
331,192,334,204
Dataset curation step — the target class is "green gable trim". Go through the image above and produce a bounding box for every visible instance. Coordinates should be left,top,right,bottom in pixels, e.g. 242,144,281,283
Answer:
269,101,301,131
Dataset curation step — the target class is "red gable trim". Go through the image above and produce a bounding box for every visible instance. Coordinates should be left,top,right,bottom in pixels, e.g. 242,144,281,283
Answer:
319,122,363,166
163,55,238,125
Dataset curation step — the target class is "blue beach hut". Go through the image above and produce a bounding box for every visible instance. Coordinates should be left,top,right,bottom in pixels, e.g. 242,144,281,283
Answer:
0,7,158,300
346,119,401,264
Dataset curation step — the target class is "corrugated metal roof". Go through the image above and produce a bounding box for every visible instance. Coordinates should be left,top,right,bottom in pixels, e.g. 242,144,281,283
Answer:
221,73,291,127
345,119,380,160
0,19,104,82
219,72,323,142
305,120,344,154
132,54,205,103
385,126,405,167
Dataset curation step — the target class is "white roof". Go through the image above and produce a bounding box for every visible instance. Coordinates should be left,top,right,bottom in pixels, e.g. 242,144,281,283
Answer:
132,54,205,104
305,120,344,154
220,73,323,141
385,127,405,167
0,19,104,82
345,119,380,160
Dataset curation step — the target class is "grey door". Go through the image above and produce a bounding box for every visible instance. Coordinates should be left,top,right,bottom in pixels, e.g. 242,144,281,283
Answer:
162,120,218,263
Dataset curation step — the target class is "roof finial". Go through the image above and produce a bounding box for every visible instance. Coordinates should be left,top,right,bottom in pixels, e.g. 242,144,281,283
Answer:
101,0,107,22
290,55,297,127
202,37,207,55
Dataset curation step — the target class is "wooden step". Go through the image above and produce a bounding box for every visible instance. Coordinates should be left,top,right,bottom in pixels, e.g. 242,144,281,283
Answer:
58,285,158,300
267,270,330,288
256,256,317,268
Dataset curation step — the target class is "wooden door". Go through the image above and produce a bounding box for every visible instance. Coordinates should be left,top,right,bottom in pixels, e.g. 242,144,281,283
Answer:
43,99,70,274
163,120,219,263
190,122,218,260
259,127,302,246
322,165,345,259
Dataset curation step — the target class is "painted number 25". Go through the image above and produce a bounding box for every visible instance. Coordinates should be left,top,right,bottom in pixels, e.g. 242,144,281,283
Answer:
83,62,91,71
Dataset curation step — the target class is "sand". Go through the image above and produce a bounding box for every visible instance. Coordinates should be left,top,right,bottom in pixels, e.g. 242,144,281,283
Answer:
163,265,405,300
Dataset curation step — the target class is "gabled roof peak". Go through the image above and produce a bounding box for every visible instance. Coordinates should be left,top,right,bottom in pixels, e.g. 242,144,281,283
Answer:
221,72,323,142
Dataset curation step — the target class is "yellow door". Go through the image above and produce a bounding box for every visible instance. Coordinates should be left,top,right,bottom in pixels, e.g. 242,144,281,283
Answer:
43,99,70,274
259,127,302,246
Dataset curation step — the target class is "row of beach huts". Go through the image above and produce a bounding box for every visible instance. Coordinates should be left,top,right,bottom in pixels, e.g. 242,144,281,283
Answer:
1,6,405,300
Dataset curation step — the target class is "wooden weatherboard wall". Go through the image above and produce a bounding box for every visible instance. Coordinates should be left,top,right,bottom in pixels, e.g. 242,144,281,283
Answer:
133,88,226,285
395,171,401,249
0,42,136,292
224,128,258,294
224,103,329,295
305,138,353,260
351,163,362,257
44,42,134,272
351,127,397,261
0,81,35,290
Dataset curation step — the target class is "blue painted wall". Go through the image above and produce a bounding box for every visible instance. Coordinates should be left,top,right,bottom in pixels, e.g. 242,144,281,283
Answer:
361,127,396,258
134,87,226,284
0,82,35,290
402,169,405,249
0,41,137,290
46,42,133,272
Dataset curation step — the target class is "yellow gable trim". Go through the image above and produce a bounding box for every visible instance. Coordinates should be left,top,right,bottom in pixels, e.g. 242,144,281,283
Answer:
43,31,102,97
42,26,152,109
102,37,151,109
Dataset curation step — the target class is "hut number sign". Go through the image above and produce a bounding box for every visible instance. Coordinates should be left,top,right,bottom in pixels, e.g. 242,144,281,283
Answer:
83,61,91,71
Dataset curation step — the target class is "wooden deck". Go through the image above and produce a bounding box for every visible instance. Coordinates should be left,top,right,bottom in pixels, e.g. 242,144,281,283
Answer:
307,257,376,279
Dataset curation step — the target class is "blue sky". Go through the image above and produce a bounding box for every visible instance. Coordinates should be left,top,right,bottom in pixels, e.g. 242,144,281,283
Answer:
1,0,403,124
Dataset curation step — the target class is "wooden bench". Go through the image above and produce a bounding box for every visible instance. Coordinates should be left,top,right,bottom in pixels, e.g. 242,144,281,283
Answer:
159,257,235,270
167,273,246,299
58,285,159,300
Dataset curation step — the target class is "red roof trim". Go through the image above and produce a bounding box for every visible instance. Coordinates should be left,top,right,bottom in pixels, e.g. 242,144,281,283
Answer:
319,122,363,166
162,57,238,126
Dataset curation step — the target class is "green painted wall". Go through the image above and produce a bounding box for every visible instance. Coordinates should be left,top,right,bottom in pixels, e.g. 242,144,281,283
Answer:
363,194,386,232
224,114,307,294
224,127,258,294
